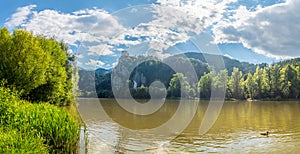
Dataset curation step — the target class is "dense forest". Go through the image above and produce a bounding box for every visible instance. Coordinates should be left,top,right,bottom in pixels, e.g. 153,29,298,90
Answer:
79,52,300,100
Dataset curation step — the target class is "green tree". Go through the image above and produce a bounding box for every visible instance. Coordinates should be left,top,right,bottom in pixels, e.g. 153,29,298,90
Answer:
0,28,51,95
269,64,281,98
131,86,150,99
228,67,244,99
244,73,255,99
168,73,195,98
252,66,264,99
28,37,74,105
198,72,212,98
262,65,271,98
295,65,300,98
211,70,228,98
0,28,75,105
280,64,298,98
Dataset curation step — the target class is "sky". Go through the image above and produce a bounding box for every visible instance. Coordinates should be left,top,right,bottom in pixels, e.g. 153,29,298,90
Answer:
0,0,299,69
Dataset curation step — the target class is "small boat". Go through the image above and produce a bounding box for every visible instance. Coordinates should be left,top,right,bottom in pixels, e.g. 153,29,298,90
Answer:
260,131,269,136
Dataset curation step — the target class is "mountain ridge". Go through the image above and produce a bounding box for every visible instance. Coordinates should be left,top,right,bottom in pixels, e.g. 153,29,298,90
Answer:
78,52,299,98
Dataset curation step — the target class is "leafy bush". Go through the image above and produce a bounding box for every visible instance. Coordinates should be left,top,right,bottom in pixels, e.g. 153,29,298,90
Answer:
0,28,75,105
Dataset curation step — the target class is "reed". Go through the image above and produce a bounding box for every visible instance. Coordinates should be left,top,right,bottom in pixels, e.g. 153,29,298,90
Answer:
0,128,49,154
0,86,80,153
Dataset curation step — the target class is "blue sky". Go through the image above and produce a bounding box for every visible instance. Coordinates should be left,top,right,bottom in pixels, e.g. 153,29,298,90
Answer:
1,0,298,69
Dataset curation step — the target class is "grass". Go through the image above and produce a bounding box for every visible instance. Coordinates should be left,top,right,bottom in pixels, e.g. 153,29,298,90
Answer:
0,128,49,154
0,86,80,153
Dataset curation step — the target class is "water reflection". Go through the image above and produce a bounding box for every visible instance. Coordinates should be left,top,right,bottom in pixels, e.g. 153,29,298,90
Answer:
78,99,300,153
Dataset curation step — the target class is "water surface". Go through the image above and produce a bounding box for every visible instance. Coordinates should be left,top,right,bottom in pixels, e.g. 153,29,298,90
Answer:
78,98,300,153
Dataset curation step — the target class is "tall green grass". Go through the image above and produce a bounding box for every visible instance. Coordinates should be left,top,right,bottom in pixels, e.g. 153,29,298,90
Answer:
0,86,80,153
0,128,49,154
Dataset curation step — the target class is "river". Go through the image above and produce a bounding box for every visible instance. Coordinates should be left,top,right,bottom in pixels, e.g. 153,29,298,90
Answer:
77,98,300,153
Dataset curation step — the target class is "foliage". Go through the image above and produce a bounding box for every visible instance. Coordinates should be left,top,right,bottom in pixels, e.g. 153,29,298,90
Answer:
89,55,208,98
228,67,244,99
280,65,298,98
80,50,300,100
167,73,196,98
130,60,176,87
131,86,150,99
229,62,300,100
0,28,51,96
198,72,212,98
211,70,229,98
0,28,75,105
244,73,255,99
0,86,80,153
0,128,49,154
269,64,281,98
181,52,266,75
252,66,265,99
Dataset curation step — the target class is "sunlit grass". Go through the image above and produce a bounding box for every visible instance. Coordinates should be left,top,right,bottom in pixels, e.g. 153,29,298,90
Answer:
0,128,49,154
0,86,80,153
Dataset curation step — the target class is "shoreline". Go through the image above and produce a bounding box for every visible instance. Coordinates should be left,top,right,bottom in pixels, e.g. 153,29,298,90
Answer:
76,97,300,102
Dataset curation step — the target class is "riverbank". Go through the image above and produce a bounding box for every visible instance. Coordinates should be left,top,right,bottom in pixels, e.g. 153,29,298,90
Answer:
63,102,88,153
80,96,300,102
0,87,81,153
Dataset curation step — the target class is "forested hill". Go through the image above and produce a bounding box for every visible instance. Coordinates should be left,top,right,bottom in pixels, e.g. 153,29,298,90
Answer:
79,52,300,99
276,57,300,66
175,52,268,75
78,52,267,98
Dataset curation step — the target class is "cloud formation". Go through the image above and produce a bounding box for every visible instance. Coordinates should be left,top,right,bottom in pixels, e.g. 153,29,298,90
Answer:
5,5,36,29
26,9,124,50
140,0,237,52
5,0,298,67
86,59,105,68
213,0,300,59
5,7,125,68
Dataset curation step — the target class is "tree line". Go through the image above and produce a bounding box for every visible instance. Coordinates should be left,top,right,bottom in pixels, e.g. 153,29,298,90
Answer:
128,63,300,100
91,55,300,100
199,64,300,100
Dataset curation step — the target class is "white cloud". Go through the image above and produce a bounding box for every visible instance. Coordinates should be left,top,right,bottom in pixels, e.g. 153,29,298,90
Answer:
5,6,129,69
67,48,73,54
87,44,115,56
76,54,84,59
77,61,83,66
156,0,238,31
86,59,105,68
112,61,118,67
5,1,243,68
105,0,237,56
213,0,300,59
224,54,233,59
120,22,190,51
124,0,238,53
147,49,172,59
24,8,125,46
5,6,125,55
5,4,36,29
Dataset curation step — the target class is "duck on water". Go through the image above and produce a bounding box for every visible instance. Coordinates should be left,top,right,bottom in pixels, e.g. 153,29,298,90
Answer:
260,131,269,136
